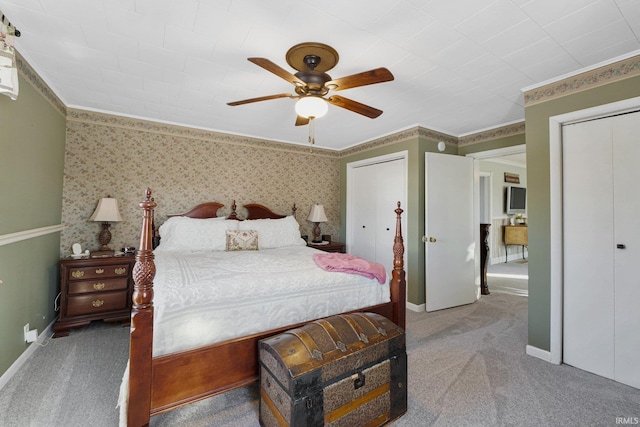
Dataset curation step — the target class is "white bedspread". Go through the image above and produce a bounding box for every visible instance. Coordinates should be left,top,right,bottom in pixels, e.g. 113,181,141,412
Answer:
151,245,389,356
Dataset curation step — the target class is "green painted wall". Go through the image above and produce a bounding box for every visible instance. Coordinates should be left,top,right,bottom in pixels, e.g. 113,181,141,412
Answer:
0,71,66,376
525,73,640,351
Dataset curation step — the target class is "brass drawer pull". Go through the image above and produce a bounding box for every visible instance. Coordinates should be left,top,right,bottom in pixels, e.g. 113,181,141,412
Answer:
114,267,127,275
95,268,104,274
92,299,104,308
93,282,106,290
71,270,85,279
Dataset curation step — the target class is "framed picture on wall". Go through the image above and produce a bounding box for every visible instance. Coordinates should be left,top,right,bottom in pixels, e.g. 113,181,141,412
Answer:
504,172,520,183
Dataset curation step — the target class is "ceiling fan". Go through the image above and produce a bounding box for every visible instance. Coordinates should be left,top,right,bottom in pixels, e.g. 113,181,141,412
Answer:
227,42,394,126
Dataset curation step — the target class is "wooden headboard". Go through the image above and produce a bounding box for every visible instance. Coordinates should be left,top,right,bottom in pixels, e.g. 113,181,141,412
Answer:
227,200,297,220
163,201,296,221
245,203,296,219
167,202,225,219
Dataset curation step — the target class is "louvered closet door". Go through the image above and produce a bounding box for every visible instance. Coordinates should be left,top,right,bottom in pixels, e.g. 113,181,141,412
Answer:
563,111,640,389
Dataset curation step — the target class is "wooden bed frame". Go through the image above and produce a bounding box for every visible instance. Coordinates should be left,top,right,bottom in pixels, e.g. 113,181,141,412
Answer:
127,188,406,426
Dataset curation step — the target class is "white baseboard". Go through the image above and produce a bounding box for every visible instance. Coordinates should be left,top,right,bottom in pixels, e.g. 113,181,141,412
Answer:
526,344,553,363
0,320,55,390
407,301,425,312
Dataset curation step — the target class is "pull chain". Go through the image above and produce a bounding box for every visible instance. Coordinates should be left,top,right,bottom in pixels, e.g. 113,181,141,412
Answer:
308,116,316,146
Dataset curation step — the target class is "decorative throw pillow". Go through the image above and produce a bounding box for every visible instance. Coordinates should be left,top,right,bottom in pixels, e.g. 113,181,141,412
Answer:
225,230,259,251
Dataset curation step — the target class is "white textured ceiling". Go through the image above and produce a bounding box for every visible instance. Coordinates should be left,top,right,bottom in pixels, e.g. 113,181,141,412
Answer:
2,0,640,150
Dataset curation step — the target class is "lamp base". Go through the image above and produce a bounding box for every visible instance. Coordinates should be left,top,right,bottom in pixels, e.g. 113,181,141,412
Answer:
312,222,322,244
90,249,114,258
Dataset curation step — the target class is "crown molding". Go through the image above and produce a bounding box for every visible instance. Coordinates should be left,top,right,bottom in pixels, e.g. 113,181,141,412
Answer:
524,54,640,106
458,122,525,146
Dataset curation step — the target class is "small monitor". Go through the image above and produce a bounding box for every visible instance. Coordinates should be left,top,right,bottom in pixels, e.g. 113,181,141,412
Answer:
506,186,526,214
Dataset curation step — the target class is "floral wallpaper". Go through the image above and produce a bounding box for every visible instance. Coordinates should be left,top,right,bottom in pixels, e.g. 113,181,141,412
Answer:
61,112,340,256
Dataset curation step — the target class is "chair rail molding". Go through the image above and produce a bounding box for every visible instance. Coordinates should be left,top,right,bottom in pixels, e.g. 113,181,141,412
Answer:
0,224,64,247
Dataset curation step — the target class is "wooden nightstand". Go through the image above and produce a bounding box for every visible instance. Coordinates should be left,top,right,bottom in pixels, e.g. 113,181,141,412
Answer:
53,255,135,337
307,241,345,253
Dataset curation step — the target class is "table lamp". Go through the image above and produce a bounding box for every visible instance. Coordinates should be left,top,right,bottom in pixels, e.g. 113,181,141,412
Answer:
307,204,328,243
89,196,123,257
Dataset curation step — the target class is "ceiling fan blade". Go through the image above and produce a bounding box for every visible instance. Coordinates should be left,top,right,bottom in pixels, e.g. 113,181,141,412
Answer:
295,115,310,126
326,95,383,119
326,67,394,91
248,58,306,87
227,93,293,106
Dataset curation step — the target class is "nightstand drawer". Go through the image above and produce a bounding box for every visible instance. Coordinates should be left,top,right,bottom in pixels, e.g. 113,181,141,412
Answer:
67,264,130,281
66,291,128,317
67,277,129,295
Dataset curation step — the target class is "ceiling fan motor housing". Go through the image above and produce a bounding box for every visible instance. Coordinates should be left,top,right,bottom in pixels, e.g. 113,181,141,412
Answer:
294,70,331,95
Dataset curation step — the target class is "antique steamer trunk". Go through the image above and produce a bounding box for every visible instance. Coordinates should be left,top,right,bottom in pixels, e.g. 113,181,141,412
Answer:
259,312,407,427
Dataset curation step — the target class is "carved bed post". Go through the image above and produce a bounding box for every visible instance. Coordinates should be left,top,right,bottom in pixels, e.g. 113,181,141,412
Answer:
128,188,157,427
391,201,406,329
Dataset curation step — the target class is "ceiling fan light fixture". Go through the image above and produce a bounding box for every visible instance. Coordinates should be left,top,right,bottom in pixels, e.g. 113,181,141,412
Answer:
295,96,328,119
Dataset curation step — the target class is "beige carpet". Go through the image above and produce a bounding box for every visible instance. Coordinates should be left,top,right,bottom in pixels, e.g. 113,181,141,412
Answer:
486,260,528,296
2,286,639,426
152,291,640,427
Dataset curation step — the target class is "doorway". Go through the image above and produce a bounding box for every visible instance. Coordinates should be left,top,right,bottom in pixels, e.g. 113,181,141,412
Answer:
468,146,528,296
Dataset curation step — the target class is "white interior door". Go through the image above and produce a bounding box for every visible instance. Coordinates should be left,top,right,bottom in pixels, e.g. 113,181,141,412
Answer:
347,156,407,279
374,160,406,275
425,153,477,312
563,111,640,389
562,118,615,380
612,113,640,389
350,165,377,262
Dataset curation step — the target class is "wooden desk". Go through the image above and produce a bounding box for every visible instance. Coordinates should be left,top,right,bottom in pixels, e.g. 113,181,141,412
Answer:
504,225,528,263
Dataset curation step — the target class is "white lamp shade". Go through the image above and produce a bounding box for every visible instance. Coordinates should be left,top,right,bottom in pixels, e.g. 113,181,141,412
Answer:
295,96,328,119
307,204,328,222
89,197,123,222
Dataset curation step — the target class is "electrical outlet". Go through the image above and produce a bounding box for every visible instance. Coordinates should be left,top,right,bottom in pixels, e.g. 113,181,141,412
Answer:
24,323,37,343
26,329,38,343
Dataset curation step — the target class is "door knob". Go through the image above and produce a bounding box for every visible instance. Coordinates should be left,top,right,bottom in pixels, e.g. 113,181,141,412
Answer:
617,244,626,249
422,236,437,243
429,237,437,243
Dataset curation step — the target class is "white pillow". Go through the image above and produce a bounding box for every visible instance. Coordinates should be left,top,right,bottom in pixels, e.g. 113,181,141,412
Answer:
238,216,306,249
156,217,239,252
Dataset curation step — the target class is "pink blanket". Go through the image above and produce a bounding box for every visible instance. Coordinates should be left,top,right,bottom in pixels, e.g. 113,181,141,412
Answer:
313,253,386,284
